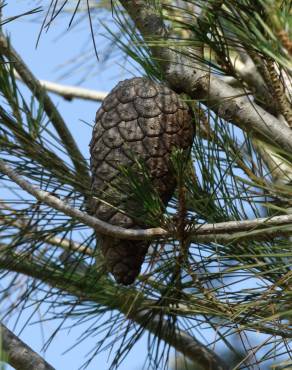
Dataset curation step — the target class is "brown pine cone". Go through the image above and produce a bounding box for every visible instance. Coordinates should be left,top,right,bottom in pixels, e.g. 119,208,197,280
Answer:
89,77,194,285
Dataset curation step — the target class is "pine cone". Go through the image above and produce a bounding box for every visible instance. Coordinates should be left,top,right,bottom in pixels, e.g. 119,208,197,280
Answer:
89,77,194,285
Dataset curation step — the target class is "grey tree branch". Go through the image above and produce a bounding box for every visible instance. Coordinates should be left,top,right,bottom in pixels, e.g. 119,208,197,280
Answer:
0,33,90,184
1,157,292,244
0,322,55,370
0,157,166,240
119,0,292,153
0,253,227,370
38,80,107,102
14,71,107,102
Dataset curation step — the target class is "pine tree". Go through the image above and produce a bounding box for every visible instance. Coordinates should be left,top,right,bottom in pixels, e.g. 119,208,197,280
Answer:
0,1,291,369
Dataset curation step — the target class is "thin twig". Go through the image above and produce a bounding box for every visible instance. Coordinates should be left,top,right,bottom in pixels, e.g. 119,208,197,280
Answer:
15,71,107,102
0,322,55,370
38,80,107,102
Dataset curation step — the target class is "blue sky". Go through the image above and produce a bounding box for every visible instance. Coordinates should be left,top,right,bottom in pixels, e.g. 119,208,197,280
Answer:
2,2,147,369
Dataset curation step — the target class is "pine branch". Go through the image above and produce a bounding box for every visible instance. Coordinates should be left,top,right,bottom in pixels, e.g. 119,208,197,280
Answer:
15,72,107,102
37,80,107,102
119,0,292,153
0,322,55,370
0,252,228,370
0,32,90,184
1,158,292,243
0,157,166,240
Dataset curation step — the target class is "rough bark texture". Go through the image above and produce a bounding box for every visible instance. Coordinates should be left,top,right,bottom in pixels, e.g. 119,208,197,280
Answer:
89,77,194,285
1,323,55,370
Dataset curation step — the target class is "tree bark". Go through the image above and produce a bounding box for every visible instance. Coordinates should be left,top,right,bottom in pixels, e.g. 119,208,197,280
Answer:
0,323,55,370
